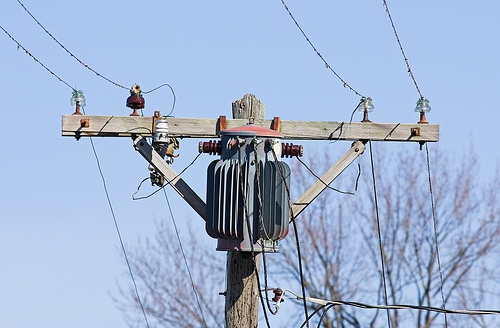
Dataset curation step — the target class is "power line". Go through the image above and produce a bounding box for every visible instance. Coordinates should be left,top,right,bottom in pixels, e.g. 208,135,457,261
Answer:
16,0,129,90
0,24,74,90
369,141,392,328
381,0,423,97
279,0,363,97
83,106,150,328
163,188,209,328
285,289,500,316
425,143,448,327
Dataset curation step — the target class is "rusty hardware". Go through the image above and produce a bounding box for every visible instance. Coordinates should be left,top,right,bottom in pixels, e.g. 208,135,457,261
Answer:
152,111,161,133
80,119,89,128
411,127,421,137
199,140,221,155
73,102,83,115
272,117,281,131
218,115,226,131
282,143,303,158
272,288,284,303
417,111,429,124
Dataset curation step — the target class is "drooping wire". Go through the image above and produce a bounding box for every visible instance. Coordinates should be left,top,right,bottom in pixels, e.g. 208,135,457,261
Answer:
16,0,128,90
368,141,391,328
236,145,273,328
81,106,150,328
132,153,202,200
296,156,360,195
279,0,363,97
285,288,500,316
425,143,448,327
381,0,423,98
143,83,177,117
163,188,209,328
0,24,74,90
270,148,310,327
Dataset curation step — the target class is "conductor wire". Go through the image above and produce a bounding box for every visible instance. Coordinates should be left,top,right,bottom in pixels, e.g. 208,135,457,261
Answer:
17,0,128,90
0,24,74,90
382,0,423,97
279,0,363,97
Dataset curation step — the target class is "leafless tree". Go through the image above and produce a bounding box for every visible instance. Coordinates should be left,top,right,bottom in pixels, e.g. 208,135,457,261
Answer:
115,219,225,328
117,144,500,328
277,144,500,327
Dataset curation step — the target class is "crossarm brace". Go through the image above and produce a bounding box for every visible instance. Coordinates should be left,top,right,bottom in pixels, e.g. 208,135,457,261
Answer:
291,141,366,219
133,136,207,221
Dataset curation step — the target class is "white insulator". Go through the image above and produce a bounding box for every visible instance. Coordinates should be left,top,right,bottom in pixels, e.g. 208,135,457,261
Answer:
153,118,169,144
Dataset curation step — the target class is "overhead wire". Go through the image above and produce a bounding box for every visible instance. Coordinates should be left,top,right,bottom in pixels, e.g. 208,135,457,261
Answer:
425,143,448,327
81,106,150,328
368,141,392,328
279,0,363,97
236,144,273,328
143,83,177,117
270,148,310,327
284,289,500,316
0,24,74,90
163,188,209,328
381,0,423,98
16,0,129,90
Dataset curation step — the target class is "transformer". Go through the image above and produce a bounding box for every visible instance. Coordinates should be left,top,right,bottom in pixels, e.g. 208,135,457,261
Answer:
205,123,291,252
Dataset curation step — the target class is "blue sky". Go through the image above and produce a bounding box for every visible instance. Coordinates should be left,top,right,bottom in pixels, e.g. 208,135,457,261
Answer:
1,1,499,327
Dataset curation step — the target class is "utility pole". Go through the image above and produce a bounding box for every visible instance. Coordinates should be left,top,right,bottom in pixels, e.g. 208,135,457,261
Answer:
62,93,439,327
225,94,265,328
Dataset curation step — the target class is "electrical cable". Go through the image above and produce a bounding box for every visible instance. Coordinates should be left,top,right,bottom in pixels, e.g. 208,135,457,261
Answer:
368,141,391,328
16,0,129,90
425,143,448,327
0,24,74,90
329,98,364,144
284,289,500,316
132,153,202,200
236,145,273,328
163,188,209,328
381,0,423,98
296,156,359,195
82,106,150,328
270,148,310,327
142,83,177,117
279,0,363,97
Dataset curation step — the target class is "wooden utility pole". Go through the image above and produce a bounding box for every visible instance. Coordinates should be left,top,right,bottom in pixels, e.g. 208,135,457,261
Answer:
61,93,439,327
225,94,264,328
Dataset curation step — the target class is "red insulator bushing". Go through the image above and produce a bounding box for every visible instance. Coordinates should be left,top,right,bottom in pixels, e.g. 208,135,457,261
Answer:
282,143,303,158
199,140,221,155
272,288,284,303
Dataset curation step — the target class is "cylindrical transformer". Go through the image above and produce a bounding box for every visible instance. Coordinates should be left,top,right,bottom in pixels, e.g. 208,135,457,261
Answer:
206,123,291,252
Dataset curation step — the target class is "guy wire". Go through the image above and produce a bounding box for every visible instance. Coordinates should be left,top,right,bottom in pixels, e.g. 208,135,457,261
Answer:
425,143,448,327
369,141,391,328
17,0,128,90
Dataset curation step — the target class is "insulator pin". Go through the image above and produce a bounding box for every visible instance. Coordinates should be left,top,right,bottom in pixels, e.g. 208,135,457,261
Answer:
282,143,303,158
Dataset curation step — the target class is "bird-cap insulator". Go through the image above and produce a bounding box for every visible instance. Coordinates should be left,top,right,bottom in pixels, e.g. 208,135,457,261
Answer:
282,143,303,158
199,140,222,155
126,84,145,116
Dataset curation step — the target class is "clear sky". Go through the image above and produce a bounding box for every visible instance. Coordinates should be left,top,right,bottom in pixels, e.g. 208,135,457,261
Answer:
1,1,499,327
